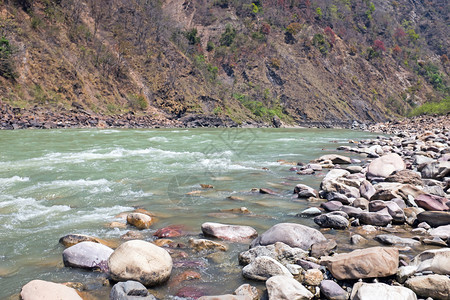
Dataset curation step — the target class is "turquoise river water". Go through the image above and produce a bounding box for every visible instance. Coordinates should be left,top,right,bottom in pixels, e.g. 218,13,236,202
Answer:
0,128,381,299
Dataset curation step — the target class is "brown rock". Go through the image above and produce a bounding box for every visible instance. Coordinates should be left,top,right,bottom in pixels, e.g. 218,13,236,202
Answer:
303,269,324,286
320,247,399,280
154,225,185,238
189,238,228,252
310,239,337,258
59,234,104,248
385,169,423,185
127,212,154,229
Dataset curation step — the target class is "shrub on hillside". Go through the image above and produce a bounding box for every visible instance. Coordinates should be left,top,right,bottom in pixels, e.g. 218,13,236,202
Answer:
220,24,236,46
409,97,450,116
0,36,15,79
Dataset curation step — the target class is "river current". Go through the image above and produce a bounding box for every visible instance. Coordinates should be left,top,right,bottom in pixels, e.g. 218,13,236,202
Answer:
0,128,380,299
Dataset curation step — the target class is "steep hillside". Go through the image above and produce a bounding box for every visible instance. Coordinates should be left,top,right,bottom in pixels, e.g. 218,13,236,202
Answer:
0,0,448,127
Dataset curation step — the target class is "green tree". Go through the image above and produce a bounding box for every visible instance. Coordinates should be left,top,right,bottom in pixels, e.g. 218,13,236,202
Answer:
185,28,200,45
0,36,15,79
219,24,236,46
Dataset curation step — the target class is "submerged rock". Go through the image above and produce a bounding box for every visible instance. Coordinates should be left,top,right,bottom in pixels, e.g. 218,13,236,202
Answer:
320,247,399,280
154,225,185,238
374,234,420,247
189,238,228,252
59,234,106,248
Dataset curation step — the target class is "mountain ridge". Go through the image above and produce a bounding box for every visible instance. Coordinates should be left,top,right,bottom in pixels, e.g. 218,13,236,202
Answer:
0,0,448,126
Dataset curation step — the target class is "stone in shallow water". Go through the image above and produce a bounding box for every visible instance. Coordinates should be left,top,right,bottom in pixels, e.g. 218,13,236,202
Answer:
350,234,367,245
320,247,399,280
108,240,172,286
428,224,450,239
266,275,313,300
59,234,105,248
250,223,326,250
127,212,154,229
317,154,352,164
110,281,156,300
201,222,258,242
374,234,420,247
62,241,113,271
314,213,349,230
310,239,337,258
294,184,318,198
189,238,228,252
153,225,185,238
350,282,417,300
20,280,82,300
298,207,322,217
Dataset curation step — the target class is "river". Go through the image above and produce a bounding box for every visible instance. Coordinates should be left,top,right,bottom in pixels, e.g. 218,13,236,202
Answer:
0,128,381,299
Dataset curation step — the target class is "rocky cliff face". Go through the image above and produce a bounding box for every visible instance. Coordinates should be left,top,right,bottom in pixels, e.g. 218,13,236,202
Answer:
0,0,448,126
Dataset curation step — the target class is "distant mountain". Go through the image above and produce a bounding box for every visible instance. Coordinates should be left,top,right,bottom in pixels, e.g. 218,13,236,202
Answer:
0,0,448,126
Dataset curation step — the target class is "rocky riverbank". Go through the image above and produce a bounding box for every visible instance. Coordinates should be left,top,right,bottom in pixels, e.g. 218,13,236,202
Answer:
0,100,372,129
15,116,450,300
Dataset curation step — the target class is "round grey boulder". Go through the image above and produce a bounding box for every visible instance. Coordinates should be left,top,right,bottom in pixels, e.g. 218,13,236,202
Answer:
108,240,172,286
63,241,113,271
